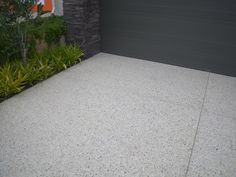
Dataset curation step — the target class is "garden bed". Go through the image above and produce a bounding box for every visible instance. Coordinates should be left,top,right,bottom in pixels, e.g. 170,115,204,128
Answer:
0,4,85,103
0,45,83,103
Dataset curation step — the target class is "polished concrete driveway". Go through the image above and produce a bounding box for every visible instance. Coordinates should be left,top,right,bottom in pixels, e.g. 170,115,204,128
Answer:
0,53,235,177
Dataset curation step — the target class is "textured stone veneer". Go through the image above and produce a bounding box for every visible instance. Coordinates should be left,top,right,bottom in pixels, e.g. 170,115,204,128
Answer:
63,0,100,58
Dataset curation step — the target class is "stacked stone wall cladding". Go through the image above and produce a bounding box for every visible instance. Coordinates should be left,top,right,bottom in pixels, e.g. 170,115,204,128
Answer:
63,0,100,58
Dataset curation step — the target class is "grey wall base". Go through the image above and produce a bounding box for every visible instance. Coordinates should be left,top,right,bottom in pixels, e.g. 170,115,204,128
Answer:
63,0,100,58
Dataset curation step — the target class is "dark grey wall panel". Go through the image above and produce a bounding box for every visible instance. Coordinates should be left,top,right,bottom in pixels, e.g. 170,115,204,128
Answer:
101,0,236,76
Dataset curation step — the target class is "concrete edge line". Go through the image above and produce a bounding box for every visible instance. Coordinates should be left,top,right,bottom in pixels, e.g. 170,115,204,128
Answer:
184,72,211,177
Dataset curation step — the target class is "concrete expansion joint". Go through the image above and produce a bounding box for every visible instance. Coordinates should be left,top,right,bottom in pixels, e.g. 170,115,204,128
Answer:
184,72,211,177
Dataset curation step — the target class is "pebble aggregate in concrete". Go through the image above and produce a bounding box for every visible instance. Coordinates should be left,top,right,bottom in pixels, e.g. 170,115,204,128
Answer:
0,53,235,177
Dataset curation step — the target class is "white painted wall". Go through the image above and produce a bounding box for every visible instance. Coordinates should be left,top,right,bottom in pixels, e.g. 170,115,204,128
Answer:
53,0,63,16
37,0,45,5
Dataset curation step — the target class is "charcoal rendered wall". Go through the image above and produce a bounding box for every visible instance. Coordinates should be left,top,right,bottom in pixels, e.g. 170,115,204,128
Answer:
101,0,236,77
63,0,100,58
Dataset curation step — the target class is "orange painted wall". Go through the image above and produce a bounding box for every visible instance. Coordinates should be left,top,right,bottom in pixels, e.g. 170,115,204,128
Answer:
32,0,53,12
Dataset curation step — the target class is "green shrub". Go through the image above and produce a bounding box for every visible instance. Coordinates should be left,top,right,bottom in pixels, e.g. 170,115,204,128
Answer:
46,45,83,69
0,64,28,97
0,44,83,98
0,0,38,63
32,16,65,45
19,56,55,85
0,14,66,64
